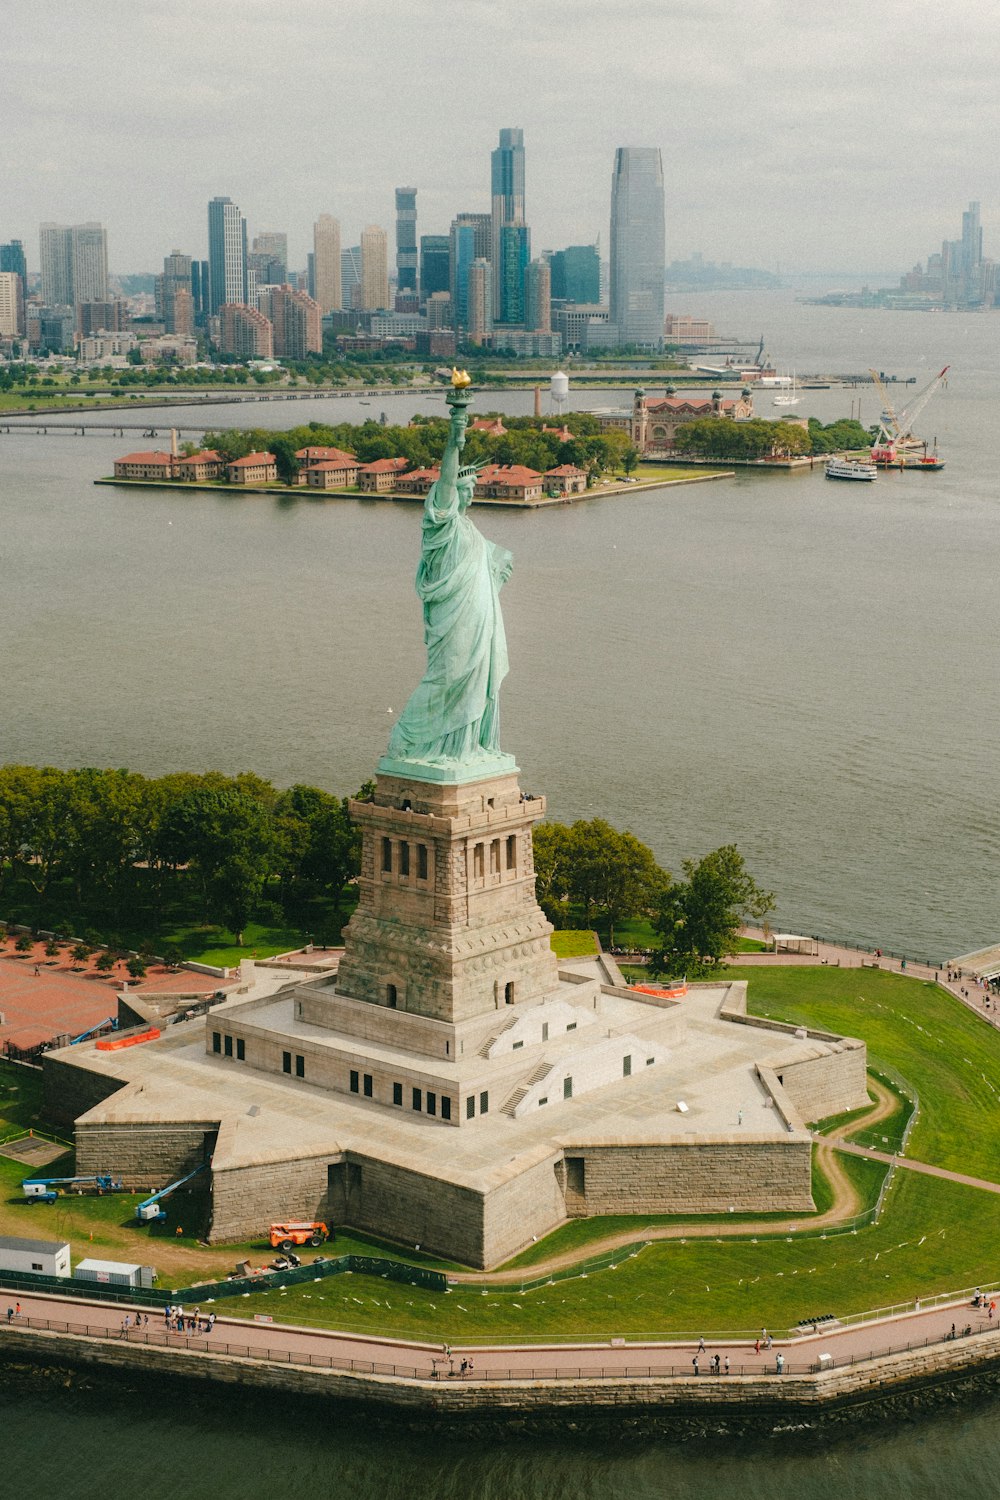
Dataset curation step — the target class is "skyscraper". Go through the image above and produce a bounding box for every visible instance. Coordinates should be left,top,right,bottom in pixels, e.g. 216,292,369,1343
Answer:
0,240,27,287
467,258,493,344
961,200,982,282
0,273,25,337
491,127,525,316
70,223,108,305
341,246,362,310
207,197,248,315
39,223,73,306
549,244,601,305
360,225,389,310
524,258,551,333
449,219,476,332
610,147,665,347
252,232,288,280
39,223,107,308
498,223,530,325
419,236,450,302
313,214,342,313
395,188,417,297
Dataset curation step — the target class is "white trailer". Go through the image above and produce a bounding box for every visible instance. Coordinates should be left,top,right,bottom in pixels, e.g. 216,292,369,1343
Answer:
73,1258,156,1289
0,1235,71,1278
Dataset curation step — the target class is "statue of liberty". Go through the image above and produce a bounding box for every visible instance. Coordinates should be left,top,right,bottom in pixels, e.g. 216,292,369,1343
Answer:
380,373,517,783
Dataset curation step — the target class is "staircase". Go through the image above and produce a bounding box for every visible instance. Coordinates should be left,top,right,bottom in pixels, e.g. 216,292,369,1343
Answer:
501,1059,552,1116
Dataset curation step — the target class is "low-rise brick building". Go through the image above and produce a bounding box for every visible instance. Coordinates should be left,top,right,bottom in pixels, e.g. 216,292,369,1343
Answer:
358,457,411,492
175,449,223,482
226,452,278,485
543,463,587,495
393,467,441,496
295,446,359,487
474,463,544,502
113,450,175,480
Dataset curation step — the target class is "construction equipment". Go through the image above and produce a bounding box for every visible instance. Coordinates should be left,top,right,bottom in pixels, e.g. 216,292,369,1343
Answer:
22,1173,124,1204
71,1017,118,1044
135,1162,209,1223
870,366,949,464
268,1220,330,1251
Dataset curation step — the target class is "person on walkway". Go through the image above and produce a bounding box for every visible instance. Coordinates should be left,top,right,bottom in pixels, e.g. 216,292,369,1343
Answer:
754,1338,760,1355
15,1303,21,1318
776,1353,785,1374
692,1356,700,1374
697,1335,706,1352
6,1306,13,1324
724,1355,730,1374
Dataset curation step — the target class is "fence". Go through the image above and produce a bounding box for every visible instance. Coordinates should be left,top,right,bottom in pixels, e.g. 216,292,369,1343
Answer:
0,1253,447,1310
1,1308,997,1385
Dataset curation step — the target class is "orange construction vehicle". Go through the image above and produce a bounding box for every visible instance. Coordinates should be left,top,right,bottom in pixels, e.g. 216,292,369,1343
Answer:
268,1221,330,1251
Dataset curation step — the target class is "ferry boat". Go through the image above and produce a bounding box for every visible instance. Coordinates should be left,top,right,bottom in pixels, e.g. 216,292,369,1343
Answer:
825,457,877,482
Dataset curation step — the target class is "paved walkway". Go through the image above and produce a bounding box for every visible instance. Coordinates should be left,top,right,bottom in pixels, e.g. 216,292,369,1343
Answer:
833,1140,1000,1196
2,1287,997,1383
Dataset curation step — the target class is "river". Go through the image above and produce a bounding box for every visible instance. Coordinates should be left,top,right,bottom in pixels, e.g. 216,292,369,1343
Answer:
2,289,1000,1486
1,291,996,959
3,1364,1000,1500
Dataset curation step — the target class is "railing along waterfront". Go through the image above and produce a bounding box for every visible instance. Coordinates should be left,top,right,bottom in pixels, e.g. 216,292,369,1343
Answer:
2,1310,997,1383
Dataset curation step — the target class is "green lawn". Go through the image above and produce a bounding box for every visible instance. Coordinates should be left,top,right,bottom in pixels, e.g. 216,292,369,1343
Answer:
632,464,729,483
713,965,1000,1182
549,929,598,959
4,966,998,1339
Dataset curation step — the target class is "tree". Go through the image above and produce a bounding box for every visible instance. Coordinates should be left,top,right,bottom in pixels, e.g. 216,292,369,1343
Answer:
95,951,117,973
533,818,667,945
71,942,91,969
126,955,147,979
650,845,774,975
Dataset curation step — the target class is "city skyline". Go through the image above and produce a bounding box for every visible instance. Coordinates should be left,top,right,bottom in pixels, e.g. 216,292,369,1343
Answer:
3,0,997,277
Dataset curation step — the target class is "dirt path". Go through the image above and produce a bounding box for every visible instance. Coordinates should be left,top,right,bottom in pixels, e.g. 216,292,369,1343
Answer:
449,1080,900,1285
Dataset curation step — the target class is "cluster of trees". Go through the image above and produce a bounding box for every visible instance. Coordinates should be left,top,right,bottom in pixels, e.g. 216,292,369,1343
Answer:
200,413,637,487
0,765,365,949
534,818,774,971
673,416,876,460
0,763,774,973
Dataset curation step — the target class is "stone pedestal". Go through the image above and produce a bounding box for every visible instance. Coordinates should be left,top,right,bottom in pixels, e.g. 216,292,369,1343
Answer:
334,770,558,1026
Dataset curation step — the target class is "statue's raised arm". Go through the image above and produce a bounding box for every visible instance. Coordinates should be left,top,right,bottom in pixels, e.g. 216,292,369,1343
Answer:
380,377,516,784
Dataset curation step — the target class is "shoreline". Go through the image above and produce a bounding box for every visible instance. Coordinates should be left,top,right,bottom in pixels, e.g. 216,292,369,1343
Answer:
2,1314,999,1435
93,470,735,506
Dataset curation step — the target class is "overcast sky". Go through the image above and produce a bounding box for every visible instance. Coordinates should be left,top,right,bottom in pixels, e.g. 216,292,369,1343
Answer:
4,0,998,279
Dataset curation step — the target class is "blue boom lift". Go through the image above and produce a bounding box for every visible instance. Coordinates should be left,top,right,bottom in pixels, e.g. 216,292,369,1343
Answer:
136,1162,209,1223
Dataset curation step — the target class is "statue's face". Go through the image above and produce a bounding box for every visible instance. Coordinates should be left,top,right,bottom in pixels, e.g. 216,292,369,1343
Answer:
458,478,475,511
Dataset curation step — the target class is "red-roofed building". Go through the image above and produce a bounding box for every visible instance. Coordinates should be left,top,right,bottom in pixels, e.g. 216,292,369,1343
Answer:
595,388,755,452
542,423,573,441
113,450,175,480
358,457,411,492
470,415,506,436
294,445,358,466
226,452,278,484
175,449,223,482
543,463,587,495
474,464,544,503
393,467,441,496
306,458,361,490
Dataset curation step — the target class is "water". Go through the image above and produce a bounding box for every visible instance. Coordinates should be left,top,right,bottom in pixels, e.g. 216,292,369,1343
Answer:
3,289,1000,1485
3,1370,1000,1499
1,292,996,958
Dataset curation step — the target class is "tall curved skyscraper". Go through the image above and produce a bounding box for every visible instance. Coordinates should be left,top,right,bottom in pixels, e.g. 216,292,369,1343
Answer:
610,147,665,349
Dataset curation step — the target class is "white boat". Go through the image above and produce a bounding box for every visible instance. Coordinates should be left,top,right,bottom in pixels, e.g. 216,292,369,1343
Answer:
825,457,877,482
773,372,800,407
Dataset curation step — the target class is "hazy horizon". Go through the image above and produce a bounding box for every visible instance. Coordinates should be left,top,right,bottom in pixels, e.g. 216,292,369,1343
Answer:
4,0,997,279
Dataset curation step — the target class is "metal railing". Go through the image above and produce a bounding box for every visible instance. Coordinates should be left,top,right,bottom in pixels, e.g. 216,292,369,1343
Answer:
2,1309,997,1384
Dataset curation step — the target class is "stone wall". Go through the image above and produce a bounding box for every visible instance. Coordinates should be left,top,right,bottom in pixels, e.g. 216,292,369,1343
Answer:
482,1150,565,1265
777,1045,869,1123
4,1323,1000,1433
565,1139,814,1216
76,1119,217,1187
210,1150,334,1243
42,1053,129,1126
